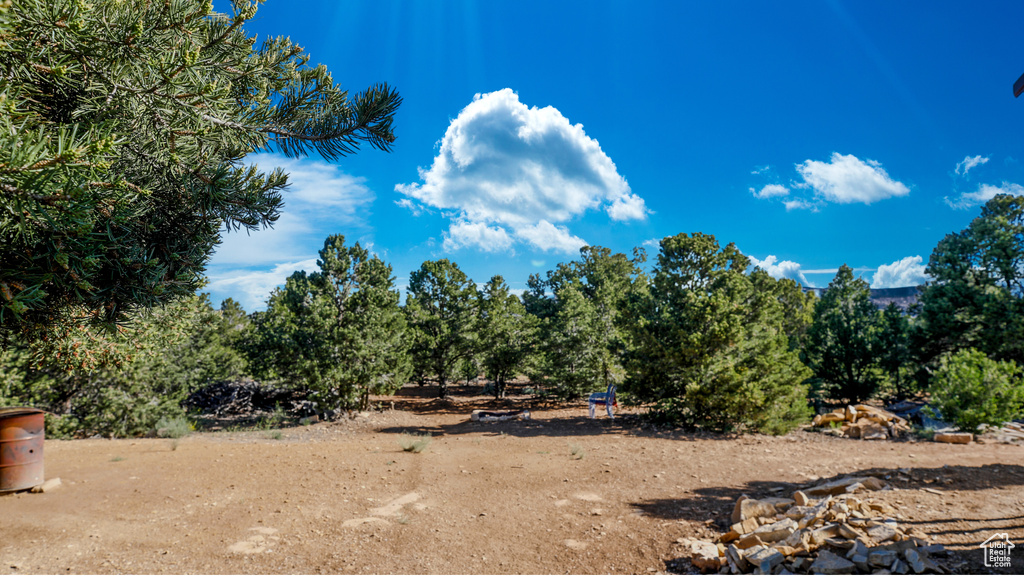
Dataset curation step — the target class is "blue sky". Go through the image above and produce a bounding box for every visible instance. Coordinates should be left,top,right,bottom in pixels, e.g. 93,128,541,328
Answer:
205,0,1024,311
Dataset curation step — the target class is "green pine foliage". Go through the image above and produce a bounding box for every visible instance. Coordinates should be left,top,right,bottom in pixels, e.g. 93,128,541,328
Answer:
405,259,479,399
876,302,916,400
929,348,1024,433
627,233,812,434
0,0,400,346
478,275,537,398
803,264,883,404
0,294,211,437
251,235,410,411
527,246,644,399
917,194,1024,366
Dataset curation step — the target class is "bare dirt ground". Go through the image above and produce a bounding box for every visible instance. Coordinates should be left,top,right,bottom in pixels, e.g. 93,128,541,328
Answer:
2,384,1022,575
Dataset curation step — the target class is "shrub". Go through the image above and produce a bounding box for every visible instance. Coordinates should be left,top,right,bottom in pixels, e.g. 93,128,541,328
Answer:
929,349,1024,433
155,416,194,439
399,433,432,453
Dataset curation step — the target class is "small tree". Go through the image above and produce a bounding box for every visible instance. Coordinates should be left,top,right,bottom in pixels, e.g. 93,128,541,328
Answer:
478,275,537,398
929,349,1024,433
527,246,644,399
405,259,479,399
627,233,811,434
804,265,882,404
253,235,409,410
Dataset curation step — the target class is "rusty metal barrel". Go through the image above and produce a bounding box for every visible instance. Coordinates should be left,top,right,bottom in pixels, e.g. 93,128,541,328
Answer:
0,407,45,492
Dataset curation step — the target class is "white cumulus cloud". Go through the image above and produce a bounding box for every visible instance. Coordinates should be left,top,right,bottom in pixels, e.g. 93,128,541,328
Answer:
514,221,587,253
955,155,989,176
871,256,931,288
211,153,374,266
748,255,810,285
443,220,514,253
206,258,320,312
945,181,1024,210
395,88,646,253
796,153,909,204
750,184,789,199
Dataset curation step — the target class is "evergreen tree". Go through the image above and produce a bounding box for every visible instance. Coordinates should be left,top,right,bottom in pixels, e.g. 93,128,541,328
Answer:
405,259,478,399
478,275,537,398
804,265,882,404
877,302,914,399
0,0,401,344
252,235,409,410
917,194,1024,365
628,233,811,433
527,246,645,399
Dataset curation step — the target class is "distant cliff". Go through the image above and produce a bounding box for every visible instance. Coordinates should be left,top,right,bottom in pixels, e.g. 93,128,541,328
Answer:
802,285,922,312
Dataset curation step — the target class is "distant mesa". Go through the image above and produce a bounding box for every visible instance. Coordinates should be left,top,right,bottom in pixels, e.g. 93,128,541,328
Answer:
802,286,922,313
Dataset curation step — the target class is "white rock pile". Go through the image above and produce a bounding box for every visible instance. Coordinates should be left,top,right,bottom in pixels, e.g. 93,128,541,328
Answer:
681,476,949,574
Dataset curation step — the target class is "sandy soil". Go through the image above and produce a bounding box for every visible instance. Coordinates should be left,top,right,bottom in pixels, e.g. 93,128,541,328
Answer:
1,385,1022,575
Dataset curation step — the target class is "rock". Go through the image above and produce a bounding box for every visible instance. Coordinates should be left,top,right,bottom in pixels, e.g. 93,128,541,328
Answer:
752,518,797,543
933,432,971,444
859,477,887,491
745,546,785,573
919,543,946,557
815,412,846,426
851,554,869,571
684,539,722,573
735,534,764,550
846,539,869,560
846,405,858,421
761,497,796,511
903,549,925,574
838,523,862,539
861,422,889,440
809,550,856,575
793,491,810,506
868,549,898,567
808,523,839,546
784,505,815,519
719,529,740,543
30,478,61,493
789,557,811,571
732,497,781,524
867,524,899,543
806,477,869,497
890,558,909,574
730,517,761,535
725,544,748,572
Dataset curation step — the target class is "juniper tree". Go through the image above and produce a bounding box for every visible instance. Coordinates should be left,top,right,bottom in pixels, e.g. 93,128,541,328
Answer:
478,275,537,398
526,246,645,399
405,259,478,399
627,233,811,434
252,235,409,411
916,194,1024,366
803,265,882,404
0,0,401,345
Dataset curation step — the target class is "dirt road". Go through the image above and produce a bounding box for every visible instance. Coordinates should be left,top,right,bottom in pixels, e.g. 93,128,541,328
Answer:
2,386,1022,574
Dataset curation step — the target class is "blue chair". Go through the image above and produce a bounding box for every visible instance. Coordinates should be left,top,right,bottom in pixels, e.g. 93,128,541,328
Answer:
588,384,617,419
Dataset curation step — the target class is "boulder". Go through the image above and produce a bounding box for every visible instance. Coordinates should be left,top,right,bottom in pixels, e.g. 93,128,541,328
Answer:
732,497,781,524
682,539,722,573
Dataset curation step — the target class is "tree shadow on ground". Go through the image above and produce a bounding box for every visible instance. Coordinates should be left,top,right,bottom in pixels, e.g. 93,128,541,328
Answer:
643,463,1024,575
375,383,736,441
